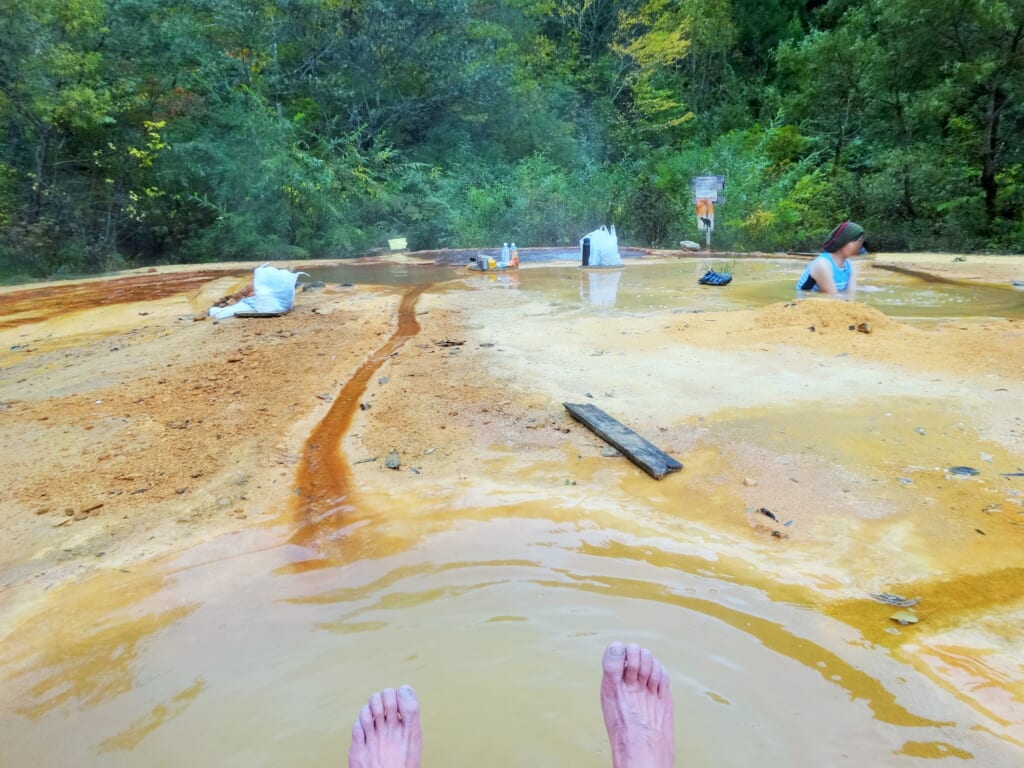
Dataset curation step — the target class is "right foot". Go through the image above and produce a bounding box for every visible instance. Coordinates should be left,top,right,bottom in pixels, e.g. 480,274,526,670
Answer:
348,685,422,768
600,642,675,768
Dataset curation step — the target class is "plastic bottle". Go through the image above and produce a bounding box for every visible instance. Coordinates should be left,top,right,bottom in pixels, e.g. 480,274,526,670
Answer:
510,242,518,267
488,255,497,269
501,242,510,267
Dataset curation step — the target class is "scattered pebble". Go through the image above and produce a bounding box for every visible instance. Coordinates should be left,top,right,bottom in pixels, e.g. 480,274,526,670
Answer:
869,593,920,607
756,507,778,522
891,610,919,625
948,466,980,477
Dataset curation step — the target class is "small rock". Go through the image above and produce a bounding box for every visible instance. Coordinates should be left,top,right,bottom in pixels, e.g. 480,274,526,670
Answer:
857,322,872,334
360,401,372,410
742,477,757,487
316,393,333,402
948,466,980,477
870,593,919,607
915,427,926,436
891,610,919,625
385,450,401,470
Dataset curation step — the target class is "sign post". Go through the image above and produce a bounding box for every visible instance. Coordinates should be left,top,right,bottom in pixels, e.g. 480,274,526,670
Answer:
690,174,725,251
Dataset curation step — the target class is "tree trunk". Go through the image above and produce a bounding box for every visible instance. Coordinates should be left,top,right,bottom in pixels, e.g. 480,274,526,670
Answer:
979,85,1003,224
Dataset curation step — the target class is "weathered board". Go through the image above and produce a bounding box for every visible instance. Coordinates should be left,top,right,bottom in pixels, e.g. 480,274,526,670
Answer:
232,311,287,318
563,402,683,480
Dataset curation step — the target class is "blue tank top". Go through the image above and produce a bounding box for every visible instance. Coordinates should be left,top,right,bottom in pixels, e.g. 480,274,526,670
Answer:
796,252,851,292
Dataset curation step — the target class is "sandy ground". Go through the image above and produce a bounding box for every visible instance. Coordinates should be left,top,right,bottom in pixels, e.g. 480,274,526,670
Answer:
1,251,1023,745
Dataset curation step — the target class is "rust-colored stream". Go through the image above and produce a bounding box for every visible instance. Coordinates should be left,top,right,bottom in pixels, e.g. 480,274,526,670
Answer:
289,285,426,552
0,270,248,330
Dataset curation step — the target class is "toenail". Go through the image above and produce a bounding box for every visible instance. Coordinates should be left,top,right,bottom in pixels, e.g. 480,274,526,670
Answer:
399,685,415,698
608,644,625,656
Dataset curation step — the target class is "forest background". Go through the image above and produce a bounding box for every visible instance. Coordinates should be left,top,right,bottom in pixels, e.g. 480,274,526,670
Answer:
1,0,1022,280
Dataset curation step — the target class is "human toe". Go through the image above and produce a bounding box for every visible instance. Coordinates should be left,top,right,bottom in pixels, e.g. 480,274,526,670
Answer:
623,643,642,684
602,641,627,680
381,688,399,724
397,685,420,723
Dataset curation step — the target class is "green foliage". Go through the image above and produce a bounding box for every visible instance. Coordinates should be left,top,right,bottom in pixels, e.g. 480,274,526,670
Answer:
1,0,1023,282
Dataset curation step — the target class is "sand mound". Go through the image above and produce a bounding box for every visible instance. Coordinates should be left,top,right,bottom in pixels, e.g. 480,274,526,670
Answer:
757,299,898,333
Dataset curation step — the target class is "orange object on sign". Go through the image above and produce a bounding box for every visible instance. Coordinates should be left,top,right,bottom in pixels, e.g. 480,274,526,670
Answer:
696,198,715,231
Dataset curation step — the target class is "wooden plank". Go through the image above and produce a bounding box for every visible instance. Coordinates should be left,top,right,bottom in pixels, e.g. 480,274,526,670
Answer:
232,311,287,318
563,402,683,480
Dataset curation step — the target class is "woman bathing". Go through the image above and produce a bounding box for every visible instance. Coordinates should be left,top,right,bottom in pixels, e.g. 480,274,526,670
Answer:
796,221,866,298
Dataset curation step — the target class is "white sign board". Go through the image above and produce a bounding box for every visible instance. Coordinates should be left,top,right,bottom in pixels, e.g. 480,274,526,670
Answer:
692,175,720,202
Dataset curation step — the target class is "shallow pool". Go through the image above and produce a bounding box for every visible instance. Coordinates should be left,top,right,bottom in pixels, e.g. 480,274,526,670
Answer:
307,254,1024,320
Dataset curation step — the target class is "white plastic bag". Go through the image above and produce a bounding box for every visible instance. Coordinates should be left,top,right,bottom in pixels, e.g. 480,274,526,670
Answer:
580,225,621,267
209,264,308,319
251,264,306,312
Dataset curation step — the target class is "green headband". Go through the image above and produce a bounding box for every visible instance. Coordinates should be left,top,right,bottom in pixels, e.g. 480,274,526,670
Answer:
823,221,865,252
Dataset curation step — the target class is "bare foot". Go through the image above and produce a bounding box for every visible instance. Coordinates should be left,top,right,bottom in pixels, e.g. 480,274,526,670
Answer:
600,642,675,768
348,685,422,768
